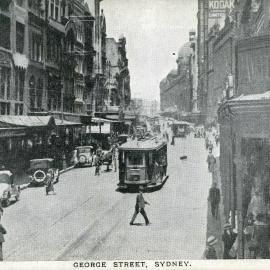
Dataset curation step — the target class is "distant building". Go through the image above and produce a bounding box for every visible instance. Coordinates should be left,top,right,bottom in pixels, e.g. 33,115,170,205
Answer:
160,42,193,117
105,36,131,113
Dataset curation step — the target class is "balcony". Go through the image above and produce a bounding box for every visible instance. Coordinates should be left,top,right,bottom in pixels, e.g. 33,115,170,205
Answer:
49,17,65,33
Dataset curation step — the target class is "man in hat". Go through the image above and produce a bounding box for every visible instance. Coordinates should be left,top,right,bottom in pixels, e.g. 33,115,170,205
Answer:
0,222,6,261
252,213,269,259
222,223,237,259
207,149,216,173
130,187,150,226
204,235,218,259
208,182,220,219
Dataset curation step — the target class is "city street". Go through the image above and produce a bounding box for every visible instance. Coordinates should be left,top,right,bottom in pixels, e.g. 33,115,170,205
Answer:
2,134,211,261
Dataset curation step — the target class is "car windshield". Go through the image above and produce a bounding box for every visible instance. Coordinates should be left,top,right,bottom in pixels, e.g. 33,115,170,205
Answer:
0,174,10,184
30,160,51,169
78,148,91,154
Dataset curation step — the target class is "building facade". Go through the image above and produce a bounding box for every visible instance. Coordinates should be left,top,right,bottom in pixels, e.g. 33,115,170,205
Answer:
197,0,235,121
218,0,270,258
160,42,193,118
0,0,98,117
105,36,131,114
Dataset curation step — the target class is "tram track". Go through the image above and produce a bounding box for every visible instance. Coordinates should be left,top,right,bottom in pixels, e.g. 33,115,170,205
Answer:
5,194,97,260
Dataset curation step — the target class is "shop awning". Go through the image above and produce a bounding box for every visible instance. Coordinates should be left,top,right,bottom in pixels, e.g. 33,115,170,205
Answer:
55,119,82,127
13,53,29,69
74,98,84,104
92,117,119,123
0,116,55,128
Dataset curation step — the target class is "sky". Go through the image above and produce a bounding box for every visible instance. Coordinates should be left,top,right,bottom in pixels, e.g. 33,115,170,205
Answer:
95,0,198,101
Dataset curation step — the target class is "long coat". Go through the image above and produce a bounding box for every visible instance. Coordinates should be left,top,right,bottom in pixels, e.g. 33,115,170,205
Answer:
0,224,7,243
136,193,148,210
209,187,220,204
222,231,237,258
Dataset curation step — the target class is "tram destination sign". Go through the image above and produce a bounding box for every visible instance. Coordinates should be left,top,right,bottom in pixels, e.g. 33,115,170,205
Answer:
208,0,234,18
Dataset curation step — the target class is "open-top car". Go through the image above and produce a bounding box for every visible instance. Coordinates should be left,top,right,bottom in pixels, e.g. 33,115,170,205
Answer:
28,158,59,186
0,170,20,207
74,146,94,167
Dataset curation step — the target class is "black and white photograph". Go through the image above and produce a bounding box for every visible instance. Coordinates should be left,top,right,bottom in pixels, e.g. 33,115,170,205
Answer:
0,0,270,268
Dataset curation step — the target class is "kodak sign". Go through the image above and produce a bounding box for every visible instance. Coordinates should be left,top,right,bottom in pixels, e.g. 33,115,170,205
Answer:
209,0,234,11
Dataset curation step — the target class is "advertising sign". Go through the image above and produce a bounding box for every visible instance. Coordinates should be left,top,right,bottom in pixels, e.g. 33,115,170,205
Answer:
208,0,234,18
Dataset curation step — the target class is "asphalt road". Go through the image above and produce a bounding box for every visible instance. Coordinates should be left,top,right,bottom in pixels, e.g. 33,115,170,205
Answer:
2,132,211,261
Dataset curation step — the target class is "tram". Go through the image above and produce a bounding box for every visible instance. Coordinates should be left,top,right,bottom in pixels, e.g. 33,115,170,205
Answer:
171,120,192,138
118,137,168,192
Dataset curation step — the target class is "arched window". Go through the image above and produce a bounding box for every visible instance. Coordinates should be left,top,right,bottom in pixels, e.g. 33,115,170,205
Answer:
29,76,35,110
37,78,43,109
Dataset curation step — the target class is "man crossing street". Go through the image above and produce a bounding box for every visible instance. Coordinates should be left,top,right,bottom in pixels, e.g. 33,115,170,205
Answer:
130,186,150,226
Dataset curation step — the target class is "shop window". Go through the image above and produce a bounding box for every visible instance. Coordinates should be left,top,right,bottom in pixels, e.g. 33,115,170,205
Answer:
29,76,36,110
0,68,11,100
0,15,11,50
16,22,24,53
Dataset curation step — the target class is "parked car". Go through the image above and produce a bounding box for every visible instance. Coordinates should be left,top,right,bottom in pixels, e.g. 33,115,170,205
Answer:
74,146,94,167
0,170,20,207
28,158,59,186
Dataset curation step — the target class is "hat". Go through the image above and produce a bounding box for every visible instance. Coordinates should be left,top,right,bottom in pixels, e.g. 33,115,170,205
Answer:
224,223,232,230
207,236,218,246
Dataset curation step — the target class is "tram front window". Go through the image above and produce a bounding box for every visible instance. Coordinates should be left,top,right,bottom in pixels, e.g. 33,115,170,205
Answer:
127,152,144,166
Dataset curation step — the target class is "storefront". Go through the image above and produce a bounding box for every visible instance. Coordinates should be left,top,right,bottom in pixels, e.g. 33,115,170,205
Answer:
0,115,56,171
218,91,270,258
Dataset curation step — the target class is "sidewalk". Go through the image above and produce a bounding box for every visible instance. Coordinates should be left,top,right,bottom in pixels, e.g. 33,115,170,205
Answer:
206,156,226,259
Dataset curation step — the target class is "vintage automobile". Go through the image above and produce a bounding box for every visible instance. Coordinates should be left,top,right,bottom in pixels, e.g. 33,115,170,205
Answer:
74,146,94,167
0,170,20,207
28,158,59,186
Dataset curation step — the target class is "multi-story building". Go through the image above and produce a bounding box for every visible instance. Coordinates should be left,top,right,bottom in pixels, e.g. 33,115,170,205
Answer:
160,42,193,118
0,0,104,171
95,35,131,122
0,0,96,117
217,0,270,258
105,36,131,112
197,0,235,121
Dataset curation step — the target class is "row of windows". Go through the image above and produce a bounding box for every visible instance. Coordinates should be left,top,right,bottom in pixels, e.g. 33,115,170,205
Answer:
0,102,23,116
29,76,43,110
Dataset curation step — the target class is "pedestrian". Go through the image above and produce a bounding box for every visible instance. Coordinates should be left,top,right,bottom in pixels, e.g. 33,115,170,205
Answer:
165,131,169,142
171,136,175,146
222,223,237,259
0,222,6,261
111,144,118,172
45,169,55,195
204,235,218,259
251,213,270,259
208,182,220,219
0,202,3,220
94,154,101,176
130,186,150,226
207,150,216,173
